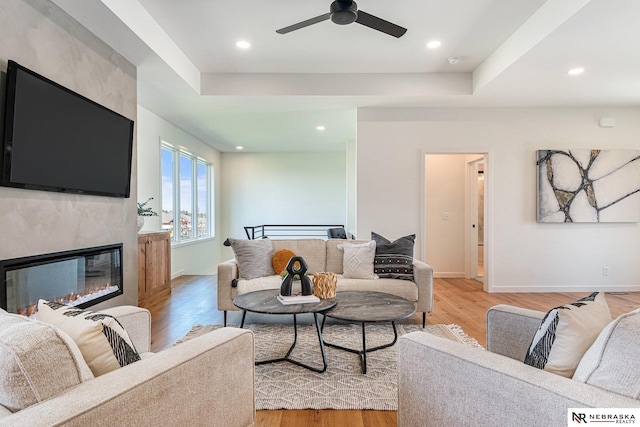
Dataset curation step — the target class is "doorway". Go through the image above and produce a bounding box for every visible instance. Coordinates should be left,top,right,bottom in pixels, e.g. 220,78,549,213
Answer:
423,153,488,290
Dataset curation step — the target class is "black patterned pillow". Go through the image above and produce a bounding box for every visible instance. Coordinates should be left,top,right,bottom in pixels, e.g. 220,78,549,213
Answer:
371,232,416,281
523,292,611,378
37,300,141,376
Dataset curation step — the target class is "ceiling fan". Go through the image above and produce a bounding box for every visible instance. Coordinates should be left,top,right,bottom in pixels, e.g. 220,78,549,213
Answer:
276,0,407,38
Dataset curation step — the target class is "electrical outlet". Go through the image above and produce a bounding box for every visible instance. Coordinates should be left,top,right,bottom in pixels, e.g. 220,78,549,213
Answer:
442,212,450,221
603,267,609,276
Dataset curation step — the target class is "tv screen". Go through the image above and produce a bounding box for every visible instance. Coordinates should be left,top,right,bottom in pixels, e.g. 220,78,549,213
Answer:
1,60,134,198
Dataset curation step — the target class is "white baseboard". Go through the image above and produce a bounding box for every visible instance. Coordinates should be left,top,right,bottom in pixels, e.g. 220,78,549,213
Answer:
171,269,184,280
433,272,466,278
488,284,640,293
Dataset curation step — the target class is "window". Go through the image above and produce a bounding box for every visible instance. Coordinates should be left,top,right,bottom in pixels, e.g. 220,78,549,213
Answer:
161,147,174,236
197,162,208,237
179,154,193,238
161,143,213,242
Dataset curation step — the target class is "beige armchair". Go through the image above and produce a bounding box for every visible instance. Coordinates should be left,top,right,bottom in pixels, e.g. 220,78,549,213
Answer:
397,304,640,427
1,306,255,427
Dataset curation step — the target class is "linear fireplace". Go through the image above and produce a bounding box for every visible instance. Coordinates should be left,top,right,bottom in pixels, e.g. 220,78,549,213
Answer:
0,244,123,315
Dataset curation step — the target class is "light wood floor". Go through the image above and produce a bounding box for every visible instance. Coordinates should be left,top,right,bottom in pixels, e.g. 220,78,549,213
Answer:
140,276,640,427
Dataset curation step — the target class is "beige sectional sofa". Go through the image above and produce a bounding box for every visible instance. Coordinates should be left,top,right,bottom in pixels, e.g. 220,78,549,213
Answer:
218,238,434,327
397,304,640,427
0,306,255,427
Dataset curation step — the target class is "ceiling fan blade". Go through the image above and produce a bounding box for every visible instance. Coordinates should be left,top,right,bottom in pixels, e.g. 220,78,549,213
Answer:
355,10,407,38
276,13,332,34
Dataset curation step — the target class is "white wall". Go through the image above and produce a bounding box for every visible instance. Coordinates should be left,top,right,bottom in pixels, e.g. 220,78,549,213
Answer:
0,0,138,308
357,107,640,293
220,152,347,259
137,105,222,276
346,139,357,235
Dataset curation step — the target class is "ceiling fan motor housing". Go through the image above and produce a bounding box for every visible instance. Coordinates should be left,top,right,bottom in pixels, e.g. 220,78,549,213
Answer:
331,0,358,25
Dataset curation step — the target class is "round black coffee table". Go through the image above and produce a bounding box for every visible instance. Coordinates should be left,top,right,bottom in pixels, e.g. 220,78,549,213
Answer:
321,291,416,374
233,289,337,373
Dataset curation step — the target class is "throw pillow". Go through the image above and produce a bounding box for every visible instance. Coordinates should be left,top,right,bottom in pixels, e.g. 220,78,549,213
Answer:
371,232,416,280
523,292,611,378
573,308,640,399
337,240,378,280
228,237,275,280
0,309,93,412
37,300,141,377
272,248,296,276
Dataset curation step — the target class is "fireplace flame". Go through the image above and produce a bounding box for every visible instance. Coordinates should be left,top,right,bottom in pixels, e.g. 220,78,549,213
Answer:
17,283,120,317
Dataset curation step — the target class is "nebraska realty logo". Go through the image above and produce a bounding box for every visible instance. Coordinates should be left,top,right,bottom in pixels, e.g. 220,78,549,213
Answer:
569,409,639,424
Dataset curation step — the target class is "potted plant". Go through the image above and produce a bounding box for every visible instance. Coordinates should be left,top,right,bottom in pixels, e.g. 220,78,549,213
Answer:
137,197,158,231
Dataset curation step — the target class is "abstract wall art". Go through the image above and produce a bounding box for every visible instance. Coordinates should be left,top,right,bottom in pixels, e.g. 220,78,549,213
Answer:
537,149,640,223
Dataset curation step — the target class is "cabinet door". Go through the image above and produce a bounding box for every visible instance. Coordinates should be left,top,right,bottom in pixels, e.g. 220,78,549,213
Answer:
138,236,147,299
146,233,171,295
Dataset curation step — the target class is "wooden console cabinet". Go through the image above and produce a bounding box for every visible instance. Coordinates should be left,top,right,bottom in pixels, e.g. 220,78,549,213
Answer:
138,231,171,304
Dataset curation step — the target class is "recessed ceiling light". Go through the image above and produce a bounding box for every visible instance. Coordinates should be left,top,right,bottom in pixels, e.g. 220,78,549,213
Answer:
236,146,244,150
236,40,251,49
316,125,326,131
426,40,441,49
568,67,584,75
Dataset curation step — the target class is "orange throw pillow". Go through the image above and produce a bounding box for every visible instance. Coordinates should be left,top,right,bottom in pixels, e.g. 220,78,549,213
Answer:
272,249,296,275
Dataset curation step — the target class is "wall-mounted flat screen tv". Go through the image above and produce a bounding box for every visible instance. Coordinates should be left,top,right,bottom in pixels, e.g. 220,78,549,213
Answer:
1,60,134,198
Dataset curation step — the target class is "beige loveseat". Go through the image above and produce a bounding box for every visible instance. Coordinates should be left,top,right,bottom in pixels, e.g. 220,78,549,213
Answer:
0,306,255,427
397,304,640,427
218,238,434,327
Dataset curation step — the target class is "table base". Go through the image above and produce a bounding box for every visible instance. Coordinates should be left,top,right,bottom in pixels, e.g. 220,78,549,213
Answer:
240,311,328,373
321,317,399,374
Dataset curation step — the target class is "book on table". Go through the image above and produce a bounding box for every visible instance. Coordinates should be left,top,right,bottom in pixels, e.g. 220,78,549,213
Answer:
277,293,320,305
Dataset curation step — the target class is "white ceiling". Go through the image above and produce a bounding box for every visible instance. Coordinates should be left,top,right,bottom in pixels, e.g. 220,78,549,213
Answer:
51,0,640,152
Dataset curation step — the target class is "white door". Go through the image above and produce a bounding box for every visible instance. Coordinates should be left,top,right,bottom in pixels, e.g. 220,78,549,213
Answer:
466,157,485,283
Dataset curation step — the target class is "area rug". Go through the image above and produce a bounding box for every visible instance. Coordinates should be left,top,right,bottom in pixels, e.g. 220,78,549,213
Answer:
177,323,482,411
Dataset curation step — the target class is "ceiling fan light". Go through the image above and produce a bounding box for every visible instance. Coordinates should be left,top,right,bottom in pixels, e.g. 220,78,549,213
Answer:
330,0,358,25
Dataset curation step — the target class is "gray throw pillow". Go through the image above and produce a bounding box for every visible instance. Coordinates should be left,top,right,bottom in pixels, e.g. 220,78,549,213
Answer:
573,308,640,398
371,232,415,280
0,309,94,411
229,238,276,280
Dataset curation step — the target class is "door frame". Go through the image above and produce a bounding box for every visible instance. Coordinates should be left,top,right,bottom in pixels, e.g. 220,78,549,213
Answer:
422,152,491,292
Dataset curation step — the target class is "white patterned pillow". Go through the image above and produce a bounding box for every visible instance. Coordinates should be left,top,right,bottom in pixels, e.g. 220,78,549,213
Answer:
337,240,378,280
523,292,611,378
0,309,93,411
37,300,141,377
573,308,640,399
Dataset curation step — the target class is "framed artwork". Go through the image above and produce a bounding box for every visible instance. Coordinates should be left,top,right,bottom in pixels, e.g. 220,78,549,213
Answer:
537,149,640,223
